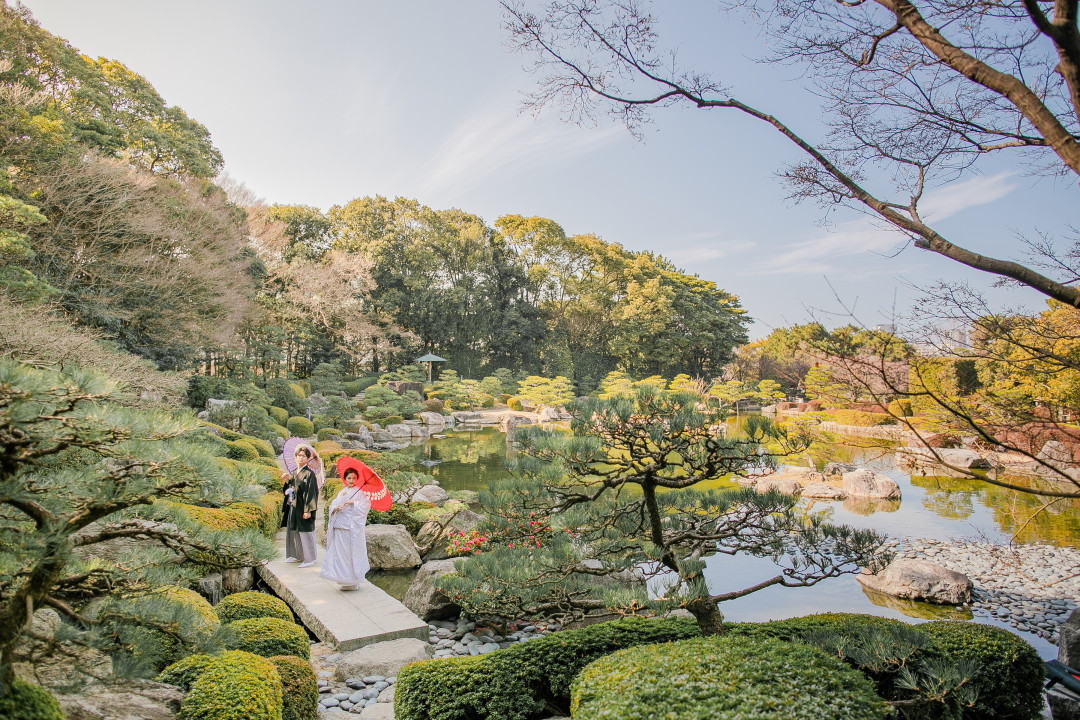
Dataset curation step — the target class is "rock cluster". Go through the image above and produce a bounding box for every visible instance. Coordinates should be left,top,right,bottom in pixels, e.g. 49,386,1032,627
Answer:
425,617,559,659
316,673,395,715
891,537,1080,644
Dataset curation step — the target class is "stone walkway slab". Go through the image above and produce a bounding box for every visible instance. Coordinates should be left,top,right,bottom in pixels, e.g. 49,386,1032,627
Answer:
258,530,428,652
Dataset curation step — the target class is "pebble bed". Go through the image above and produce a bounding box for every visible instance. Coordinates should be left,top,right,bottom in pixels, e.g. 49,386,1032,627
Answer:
426,617,561,659
890,537,1080,645
315,672,394,714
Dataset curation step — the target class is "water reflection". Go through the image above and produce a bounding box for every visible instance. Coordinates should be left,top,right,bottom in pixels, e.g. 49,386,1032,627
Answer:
843,497,902,516
860,586,973,621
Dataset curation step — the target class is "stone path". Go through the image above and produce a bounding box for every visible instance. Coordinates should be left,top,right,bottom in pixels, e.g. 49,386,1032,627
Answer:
258,530,428,652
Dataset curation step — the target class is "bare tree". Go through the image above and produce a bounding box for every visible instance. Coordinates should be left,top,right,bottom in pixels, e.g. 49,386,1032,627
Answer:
501,0,1080,304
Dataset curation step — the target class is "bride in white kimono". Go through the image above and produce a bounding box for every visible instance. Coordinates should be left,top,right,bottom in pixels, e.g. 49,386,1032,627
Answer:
320,466,371,590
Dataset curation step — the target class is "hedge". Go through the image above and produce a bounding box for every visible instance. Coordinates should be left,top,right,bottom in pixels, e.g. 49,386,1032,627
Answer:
248,436,276,458
270,655,319,720
215,591,294,625
225,617,310,660
286,416,314,438
0,679,64,720
394,616,702,720
174,498,280,539
268,406,290,425
162,650,283,720
919,621,1045,720
727,614,1045,719
270,423,290,439
317,427,342,442
314,439,343,456
225,439,261,462
570,635,887,720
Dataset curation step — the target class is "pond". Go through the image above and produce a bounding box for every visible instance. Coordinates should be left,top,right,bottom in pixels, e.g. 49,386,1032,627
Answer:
385,424,1080,658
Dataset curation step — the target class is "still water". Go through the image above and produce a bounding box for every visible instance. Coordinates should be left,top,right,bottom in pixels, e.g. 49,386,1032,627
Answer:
389,425,1080,657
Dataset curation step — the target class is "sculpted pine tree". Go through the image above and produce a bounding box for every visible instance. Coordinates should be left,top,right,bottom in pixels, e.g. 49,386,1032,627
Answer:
0,359,275,689
437,386,888,634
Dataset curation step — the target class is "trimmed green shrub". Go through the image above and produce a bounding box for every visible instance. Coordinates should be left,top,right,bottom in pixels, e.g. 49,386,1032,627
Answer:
423,397,444,413
369,504,423,536
226,617,310,660
270,423,290,439
226,439,261,462
268,406,290,425
375,414,403,427
216,591,294,625
887,399,913,418
829,409,897,426
174,499,278,538
570,636,887,720
254,455,281,469
286,416,314,438
269,655,319,720
344,377,379,395
919,621,1045,720
157,653,221,690
395,616,701,720
247,436,276,458
298,380,311,395
0,678,64,720
172,650,283,720
213,457,281,491
507,396,523,411
317,427,342,442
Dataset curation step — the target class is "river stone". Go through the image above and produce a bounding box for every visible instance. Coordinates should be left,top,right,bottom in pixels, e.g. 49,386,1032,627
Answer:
56,680,184,720
413,484,450,506
334,638,434,681
857,559,972,605
403,558,461,620
222,566,255,594
537,406,561,422
451,411,483,424
1060,608,1080,667
366,524,421,569
801,482,846,499
842,469,901,499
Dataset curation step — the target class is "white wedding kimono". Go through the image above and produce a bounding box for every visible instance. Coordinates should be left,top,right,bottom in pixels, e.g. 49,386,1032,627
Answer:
319,487,371,585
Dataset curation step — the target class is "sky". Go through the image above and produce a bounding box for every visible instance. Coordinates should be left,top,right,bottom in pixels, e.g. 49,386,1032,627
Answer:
18,0,1079,339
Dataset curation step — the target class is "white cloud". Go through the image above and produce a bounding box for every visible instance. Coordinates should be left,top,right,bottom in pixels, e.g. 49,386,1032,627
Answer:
662,233,758,265
919,171,1017,221
745,172,1019,275
413,101,621,201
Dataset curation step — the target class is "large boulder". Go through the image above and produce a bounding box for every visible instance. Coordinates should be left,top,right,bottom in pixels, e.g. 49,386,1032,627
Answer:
451,411,483,424
333,638,433,681
1052,609,1080,720
412,484,450,506
537,406,561,422
755,475,803,496
386,423,429,440
857,559,972,605
801,483,846,499
222,566,255,594
402,558,461,620
418,411,446,429
366,524,421,569
56,680,184,720
360,702,396,718
842,469,902,499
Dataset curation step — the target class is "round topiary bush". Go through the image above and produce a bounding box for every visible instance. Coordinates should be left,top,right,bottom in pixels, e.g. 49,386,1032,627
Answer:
377,414,403,426
918,621,1045,720
225,617,310,660
225,439,261,462
157,653,221,690
289,382,307,400
268,406,289,425
246,436,276,458
215,591,294,625
269,655,319,720
270,423,290,440
178,650,283,720
571,635,888,720
286,416,314,438
423,397,444,413
316,427,341,442
0,678,65,720
109,586,220,670
507,396,523,411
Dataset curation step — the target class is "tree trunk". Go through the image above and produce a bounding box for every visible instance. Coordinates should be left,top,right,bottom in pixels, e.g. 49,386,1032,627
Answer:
687,597,726,636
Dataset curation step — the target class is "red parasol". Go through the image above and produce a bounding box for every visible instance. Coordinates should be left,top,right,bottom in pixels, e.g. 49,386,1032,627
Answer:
336,456,392,511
